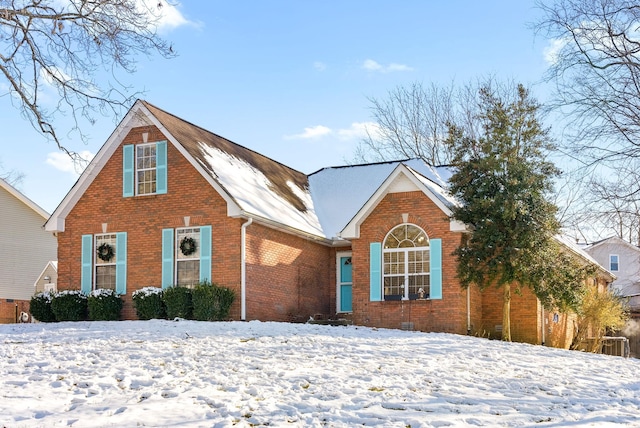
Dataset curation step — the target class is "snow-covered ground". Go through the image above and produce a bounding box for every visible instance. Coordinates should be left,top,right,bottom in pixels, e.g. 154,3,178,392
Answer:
1,320,639,427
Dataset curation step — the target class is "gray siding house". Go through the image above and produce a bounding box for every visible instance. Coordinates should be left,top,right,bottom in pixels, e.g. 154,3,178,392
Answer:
0,179,57,322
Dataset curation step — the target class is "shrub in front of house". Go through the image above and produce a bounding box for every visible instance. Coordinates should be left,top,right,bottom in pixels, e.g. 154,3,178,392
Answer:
51,290,88,321
29,292,56,323
192,281,236,321
132,287,166,320
88,289,123,321
163,286,193,319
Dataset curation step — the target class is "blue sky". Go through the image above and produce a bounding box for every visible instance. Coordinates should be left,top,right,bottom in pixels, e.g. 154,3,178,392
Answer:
1,1,555,213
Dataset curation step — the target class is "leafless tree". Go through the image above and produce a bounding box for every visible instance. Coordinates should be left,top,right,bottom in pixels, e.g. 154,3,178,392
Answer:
0,160,24,186
536,0,640,167
354,78,530,167
583,163,640,245
0,0,176,160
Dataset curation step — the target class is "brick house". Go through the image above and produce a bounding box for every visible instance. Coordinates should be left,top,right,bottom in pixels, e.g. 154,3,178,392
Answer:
44,100,612,347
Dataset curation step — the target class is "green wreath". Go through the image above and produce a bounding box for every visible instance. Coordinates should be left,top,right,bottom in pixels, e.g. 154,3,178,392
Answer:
180,236,197,256
97,242,114,262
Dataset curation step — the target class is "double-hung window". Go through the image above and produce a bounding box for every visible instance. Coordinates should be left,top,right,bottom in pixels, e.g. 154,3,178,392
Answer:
176,228,201,287
81,232,127,295
383,224,430,300
162,226,212,289
95,234,117,290
123,141,167,197
136,143,157,195
610,254,619,272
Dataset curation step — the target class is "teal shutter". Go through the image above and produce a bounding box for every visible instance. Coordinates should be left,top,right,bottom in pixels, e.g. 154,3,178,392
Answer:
199,226,212,282
81,234,93,295
123,145,134,197
369,242,382,301
162,228,174,289
115,232,127,295
430,238,442,299
156,141,167,194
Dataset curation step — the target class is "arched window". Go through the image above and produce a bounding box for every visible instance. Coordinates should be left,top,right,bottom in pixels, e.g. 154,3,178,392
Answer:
383,224,430,300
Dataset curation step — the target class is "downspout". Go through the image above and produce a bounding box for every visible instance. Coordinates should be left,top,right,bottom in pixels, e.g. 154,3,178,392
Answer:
541,304,545,346
241,217,253,321
467,286,471,335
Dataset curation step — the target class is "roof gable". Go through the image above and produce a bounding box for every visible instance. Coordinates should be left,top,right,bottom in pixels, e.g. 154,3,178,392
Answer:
338,163,466,239
586,236,640,254
45,100,323,238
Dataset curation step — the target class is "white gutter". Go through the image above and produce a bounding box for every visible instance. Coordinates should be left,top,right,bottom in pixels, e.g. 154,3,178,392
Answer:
241,217,253,320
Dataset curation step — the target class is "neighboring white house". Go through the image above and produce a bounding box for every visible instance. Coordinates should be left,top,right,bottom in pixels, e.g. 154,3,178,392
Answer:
34,260,58,294
584,236,640,312
0,178,57,301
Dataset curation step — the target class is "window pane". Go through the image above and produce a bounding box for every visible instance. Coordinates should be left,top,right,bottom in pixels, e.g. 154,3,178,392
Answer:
177,260,199,287
384,276,404,297
408,274,430,296
177,228,201,260
96,265,116,290
95,234,117,265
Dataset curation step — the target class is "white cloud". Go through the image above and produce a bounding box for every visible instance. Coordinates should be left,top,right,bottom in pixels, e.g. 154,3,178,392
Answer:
543,38,567,65
313,61,327,71
139,0,194,32
362,59,413,73
285,122,381,142
284,125,332,140
362,59,383,72
46,151,94,175
337,122,380,140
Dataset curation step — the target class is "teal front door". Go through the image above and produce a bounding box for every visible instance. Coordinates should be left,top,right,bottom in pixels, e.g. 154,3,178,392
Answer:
339,256,353,312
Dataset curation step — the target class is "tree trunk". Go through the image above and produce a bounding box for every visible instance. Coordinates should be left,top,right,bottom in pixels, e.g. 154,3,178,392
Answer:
502,283,512,341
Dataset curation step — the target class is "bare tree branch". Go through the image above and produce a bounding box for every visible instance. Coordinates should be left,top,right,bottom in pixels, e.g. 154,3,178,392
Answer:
0,0,176,157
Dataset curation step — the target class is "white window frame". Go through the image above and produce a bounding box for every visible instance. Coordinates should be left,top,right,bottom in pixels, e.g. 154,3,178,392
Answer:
610,254,619,272
175,227,201,287
94,233,117,291
382,224,430,300
135,142,157,195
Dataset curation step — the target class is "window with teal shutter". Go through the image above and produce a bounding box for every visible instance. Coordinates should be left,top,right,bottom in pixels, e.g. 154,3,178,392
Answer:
81,234,93,294
123,145,134,197
115,232,127,295
156,141,167,194
199,226,212,282
162,228,174,289
430,238,442,299
370,242,382,301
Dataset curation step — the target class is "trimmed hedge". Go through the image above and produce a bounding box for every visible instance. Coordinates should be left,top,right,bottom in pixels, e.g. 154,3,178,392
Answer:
132,287,166,320
88,289,123,321
51,290,88,321
192,281,235,321
163,286,193,319
30,292,56,323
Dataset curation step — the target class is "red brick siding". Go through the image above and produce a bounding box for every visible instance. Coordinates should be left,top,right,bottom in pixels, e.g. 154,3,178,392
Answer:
0,299,30,324
58,126,246,320
244,223,333,322
349,191,472,334
479,285,541,343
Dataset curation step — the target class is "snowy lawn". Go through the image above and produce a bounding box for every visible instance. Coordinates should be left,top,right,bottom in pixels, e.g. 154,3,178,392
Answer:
1,320,639,427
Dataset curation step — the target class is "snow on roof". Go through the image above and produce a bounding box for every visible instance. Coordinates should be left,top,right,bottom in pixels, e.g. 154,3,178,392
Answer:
406,165,459,209
309,159,453,240
554,234,612,277
199,144,324,237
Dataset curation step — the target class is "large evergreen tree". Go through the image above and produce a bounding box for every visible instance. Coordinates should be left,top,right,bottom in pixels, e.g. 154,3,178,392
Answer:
446,84,589,341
